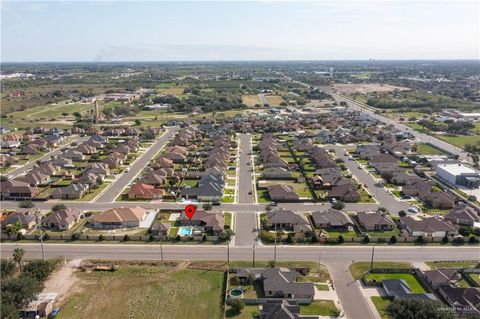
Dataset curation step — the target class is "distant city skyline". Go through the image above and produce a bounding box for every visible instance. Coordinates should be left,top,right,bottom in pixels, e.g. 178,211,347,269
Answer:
1,1,478,62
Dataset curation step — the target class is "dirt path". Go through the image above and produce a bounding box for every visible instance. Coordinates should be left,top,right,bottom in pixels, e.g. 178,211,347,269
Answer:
43,259,82,303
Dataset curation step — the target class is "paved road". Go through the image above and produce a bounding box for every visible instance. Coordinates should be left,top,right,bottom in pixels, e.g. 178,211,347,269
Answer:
327,262,375,319
6,136,89,179
331,93,470,162
1,243,477,263
94,127,178,202
234,212,259,246
258,94,269,106
237,134,255,204
330,146,411,214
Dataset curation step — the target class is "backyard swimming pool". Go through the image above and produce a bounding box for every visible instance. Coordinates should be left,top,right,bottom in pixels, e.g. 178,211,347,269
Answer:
178,226,193,237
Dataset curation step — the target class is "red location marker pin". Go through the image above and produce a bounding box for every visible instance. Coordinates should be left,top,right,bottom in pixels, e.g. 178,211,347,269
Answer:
184,204,196,220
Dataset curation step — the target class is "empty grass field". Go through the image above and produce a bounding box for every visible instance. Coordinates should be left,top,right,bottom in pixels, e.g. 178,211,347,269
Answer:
265,95,284,106
416,143,448,156
425,260,480,269
242,95,261,107
57,264,225,319
349,262,412,280
437,134,480,149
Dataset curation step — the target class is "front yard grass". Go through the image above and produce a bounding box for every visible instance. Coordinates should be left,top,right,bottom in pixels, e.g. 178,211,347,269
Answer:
425,261,480,269
371,296,392,319
57,264,225,319
75,182,110,202
349,262,412,280
225,305,259,319
300,300,338,316
364,273,425,293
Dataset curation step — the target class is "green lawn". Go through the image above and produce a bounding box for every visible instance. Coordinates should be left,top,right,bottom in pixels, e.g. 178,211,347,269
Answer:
315,284,330,291
416,143,447,156
300,300,338,316
350,262,412,280
425,261,480,269
224,212,232,228
437,134,480,149
366,229,401,238
75,182,110,202
57,265,225,319
225,305,259,319
364,273,425,293
371,296,392,319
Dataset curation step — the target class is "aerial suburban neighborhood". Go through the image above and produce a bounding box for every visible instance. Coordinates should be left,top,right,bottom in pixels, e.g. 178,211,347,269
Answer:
1,1,479,319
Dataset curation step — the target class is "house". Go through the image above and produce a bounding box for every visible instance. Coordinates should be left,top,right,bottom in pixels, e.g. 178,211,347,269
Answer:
21,293,58,319
180,174,224,201
90,206,147,229
142,173,167,187
1,210,37,229
128,183,165,200
267,184,300,201
260,268,315,300
445,205,480,226
150,222,171,236
51,183,89,200
62,149,85,161
357,211,396,231
400,216,458,238
17,171,50,186
328,183,361,202
84,162,110,176
356,144,381,160
402,180,434,197
438,285,480,317
263,167,292,179
383,279,436,300
418,190,455,209
0,180,38,200
423,269,462,289
43,209,83,230
369,153,398,166
178,210,225,235
311,209,354,230
259,300,317,319
265,209,313,234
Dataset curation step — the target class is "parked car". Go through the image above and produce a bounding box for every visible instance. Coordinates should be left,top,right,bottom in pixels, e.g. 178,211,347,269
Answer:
269,202,278,206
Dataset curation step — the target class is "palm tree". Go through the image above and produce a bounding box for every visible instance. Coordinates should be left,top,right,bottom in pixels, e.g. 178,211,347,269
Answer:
12,247,25,272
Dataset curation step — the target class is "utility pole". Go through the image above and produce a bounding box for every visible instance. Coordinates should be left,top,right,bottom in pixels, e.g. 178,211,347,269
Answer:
227,243,230,264
160,244,164,263
39,224,46,261
252,244,256,268
317,252,322,274
273,212,277,265
370,245,375,270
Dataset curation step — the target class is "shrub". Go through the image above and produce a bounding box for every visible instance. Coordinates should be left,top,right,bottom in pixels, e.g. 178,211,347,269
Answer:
442,236,449,244
123,234,130,242
377,237,385,243
149,234,154,242
202,234,207,242
23,260,52,282
310,234,318,243
98,234,104,241
285,233,294,244
230,300,245,315
51,203,67,212
71,234,79,241
458,227,471,236
398,210,406,217
337,235,344,244
453,237,465,245
390,235,397,244
363,236,370,244
18,200,34,209
1,260,15,278
416,236,425,244
332,201,345,210
469,236,478,244
175,235,181,242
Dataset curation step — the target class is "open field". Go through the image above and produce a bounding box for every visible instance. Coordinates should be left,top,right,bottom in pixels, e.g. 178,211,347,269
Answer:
57,264,225,319
333,83,409,94
425,260,480,269
349,262,412,280
242,95,261,107
437,134,480,149
265,95,284,106
415,143,448,155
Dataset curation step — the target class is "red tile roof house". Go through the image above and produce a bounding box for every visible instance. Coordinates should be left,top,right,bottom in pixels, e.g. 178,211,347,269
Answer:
328,183,361,202
90,206,147,229
127,183,165,200
0,180,38,200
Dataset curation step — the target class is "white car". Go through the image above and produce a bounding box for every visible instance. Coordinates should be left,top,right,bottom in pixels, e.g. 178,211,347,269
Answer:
408,206,419,213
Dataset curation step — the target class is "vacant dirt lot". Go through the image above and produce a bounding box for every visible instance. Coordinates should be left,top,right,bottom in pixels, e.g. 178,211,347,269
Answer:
333,83,409,94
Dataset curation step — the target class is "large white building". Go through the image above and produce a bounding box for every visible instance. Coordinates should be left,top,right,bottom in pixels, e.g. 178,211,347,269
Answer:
436,163,480,188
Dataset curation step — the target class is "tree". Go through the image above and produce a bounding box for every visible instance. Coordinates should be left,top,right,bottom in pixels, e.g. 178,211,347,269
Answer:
363,236,370,244
337,235,344,244
1,275,42,308
230,300,245,315
1,260,15,277
12,248,25,272
98,234,104,241
458,227,470,236
416,236,425,244
134,119,142,126
285,233,293,244
23,260,52,282
5,220,23,237
469,236,477,244
123,234,130,241
18,200,34,208
390,236,397,244
51,203,67,212
442,236,449,244
219,229,234,241
398,210,406,217
387,299,456,319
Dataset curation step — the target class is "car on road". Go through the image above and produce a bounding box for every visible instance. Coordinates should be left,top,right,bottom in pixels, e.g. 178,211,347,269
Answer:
248,191,253,195
408,206,420,213
125,168,130,173
269,202,278,206
357,166,362,169
247,162,251,165
212,200,221,206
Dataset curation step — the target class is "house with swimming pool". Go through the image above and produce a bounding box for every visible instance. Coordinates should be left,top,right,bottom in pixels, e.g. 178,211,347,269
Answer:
178,210,225,235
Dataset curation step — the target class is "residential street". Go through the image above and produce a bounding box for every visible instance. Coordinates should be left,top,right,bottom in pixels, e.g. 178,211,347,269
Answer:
94,127,178,202
6,136,89,179
329,145,411,214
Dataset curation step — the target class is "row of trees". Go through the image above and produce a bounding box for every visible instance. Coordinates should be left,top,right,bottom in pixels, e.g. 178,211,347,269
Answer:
1,248,54,319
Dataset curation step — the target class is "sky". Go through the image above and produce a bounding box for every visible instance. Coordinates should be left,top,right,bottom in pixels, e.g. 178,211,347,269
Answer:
1,0,479,62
